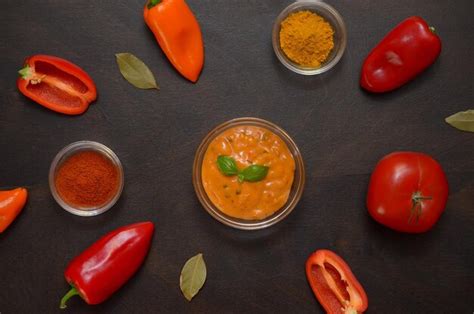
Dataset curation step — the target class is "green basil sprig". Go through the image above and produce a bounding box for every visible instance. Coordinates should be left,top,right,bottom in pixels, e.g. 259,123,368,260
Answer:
217,156,269,183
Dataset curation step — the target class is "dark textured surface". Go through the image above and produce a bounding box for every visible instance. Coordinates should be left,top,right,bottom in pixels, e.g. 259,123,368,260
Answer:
1,0,473,313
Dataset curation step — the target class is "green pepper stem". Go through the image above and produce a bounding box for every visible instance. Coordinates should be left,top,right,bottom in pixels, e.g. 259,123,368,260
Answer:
429,26,436,34
147,0,161,9
59,286,80,309
18,65,30,79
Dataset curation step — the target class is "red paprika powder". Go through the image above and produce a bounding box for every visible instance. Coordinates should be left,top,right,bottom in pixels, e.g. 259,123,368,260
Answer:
55,151,120,207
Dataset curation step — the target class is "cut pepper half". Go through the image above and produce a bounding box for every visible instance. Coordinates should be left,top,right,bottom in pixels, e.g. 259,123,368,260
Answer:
306,250,368,314
17,55,97,115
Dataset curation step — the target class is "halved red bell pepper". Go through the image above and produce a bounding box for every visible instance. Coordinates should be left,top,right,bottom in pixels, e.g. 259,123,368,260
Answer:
0,187,28,233
59,222,154,309
306,250,368,314
17,55,97,115
360,16,441,93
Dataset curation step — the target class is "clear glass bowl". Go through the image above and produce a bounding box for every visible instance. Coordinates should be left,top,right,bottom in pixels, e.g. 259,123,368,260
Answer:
49,141,124,217
272,0,347,75
193,117,305,230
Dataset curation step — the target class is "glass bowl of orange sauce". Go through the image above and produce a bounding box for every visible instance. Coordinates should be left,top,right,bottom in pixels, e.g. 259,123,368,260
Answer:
193,117,305,230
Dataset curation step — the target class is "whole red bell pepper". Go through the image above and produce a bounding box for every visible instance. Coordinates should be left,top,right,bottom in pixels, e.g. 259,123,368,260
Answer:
59,222,154,309
360,16,441,93
17,55,97,115
306,250,368,314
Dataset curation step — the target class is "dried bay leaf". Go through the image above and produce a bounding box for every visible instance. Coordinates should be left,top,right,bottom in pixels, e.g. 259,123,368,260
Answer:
445,109,474,132
115,52,159,90
180,253,207,301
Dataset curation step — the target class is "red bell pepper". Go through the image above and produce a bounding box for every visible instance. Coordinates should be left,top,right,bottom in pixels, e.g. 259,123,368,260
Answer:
59,222,154,309
360,16,441,93
17,55,97,115
306,250,368,314
0,187,28,233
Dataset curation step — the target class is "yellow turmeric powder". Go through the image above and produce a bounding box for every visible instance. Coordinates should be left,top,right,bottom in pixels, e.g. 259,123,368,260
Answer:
280,11,334,68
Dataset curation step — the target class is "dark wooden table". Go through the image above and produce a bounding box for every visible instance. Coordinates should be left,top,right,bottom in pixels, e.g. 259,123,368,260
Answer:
1,0,473,313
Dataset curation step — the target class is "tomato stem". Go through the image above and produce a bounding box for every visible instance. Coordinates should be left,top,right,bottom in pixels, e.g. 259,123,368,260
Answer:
429,26,436,34
408,192,432,223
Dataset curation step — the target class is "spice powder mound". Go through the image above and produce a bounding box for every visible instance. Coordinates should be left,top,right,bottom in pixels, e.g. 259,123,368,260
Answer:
55,151,120,208
279,10,335,67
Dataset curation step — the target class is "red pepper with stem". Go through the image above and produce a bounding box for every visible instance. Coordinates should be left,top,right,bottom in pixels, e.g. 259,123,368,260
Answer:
306,250,368,314
59,222,154,309
360,16,441,93
17,55,97,115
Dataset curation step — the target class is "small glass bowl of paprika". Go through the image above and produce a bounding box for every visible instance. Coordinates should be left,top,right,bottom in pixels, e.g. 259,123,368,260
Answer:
49,141,124,217
272,1,347,75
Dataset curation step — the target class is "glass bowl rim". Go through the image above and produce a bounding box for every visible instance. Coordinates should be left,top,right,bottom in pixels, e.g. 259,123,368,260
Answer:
192,117,305,230
48,140,124,217
272,0,347,75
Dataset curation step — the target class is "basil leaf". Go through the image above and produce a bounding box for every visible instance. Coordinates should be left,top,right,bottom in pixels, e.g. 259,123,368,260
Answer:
115,53,159,90
179,253,207,302
445,109,474,132
240,165,269,182
217,156,238,176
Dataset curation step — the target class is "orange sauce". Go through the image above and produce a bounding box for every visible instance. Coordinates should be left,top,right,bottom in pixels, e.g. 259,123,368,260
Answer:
202,125,295,220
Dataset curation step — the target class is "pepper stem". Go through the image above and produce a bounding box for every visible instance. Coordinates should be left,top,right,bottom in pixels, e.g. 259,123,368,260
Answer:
147,0,161,9
59,286,80,309
18,65,31,79
429,26,436,34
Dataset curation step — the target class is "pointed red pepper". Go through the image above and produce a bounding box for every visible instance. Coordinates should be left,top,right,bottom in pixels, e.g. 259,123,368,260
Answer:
360,16,442,93
59,222,154,309
17,55,97,115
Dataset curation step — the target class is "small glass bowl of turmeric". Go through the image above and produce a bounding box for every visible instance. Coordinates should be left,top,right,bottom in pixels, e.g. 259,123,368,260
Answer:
49,141,124,217
272,1,347,75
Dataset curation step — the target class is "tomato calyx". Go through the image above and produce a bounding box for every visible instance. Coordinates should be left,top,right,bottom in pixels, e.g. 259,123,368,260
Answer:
408,191,433,223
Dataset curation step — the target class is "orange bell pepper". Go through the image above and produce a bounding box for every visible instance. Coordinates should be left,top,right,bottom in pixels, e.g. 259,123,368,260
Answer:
144,0,204,83
0,188,28,233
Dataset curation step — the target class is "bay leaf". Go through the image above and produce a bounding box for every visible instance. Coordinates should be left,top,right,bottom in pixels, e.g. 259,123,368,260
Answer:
445,109,474,132
115,53,159,90
180,253,206,301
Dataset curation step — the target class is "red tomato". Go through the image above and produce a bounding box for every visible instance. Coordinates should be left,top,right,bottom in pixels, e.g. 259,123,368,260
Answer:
367,152,448,233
